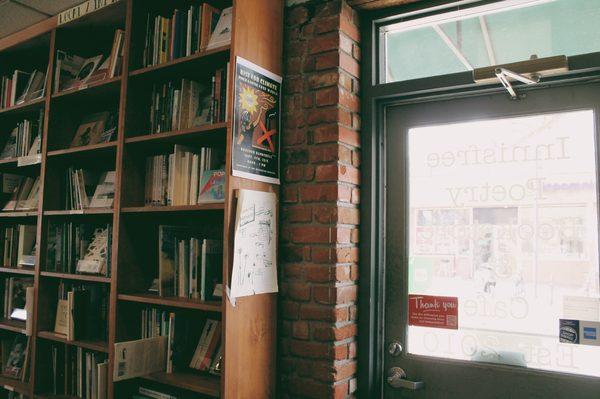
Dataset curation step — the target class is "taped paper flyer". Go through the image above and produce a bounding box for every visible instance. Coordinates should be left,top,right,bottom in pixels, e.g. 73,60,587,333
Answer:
230,189,278,304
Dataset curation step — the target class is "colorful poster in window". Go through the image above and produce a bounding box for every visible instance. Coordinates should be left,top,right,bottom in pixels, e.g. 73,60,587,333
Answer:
408,294,458,330
231,57,282,185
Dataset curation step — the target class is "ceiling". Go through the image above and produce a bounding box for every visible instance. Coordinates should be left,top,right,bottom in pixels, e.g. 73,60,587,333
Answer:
0,0,82,38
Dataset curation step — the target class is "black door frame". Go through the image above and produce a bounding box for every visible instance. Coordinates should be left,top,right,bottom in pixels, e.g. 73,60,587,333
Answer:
358,1,600,397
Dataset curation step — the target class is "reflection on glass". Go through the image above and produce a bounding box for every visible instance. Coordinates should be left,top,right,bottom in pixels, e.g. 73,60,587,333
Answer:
407,110,600,377
383,0,600,83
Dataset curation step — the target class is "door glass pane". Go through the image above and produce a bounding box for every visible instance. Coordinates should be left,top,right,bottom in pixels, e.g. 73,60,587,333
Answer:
407,109,600,377
382,0,600,83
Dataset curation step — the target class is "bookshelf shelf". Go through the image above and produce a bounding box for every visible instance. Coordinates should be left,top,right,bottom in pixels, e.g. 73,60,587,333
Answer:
0,97,45,117
0,211,38,218
40,271,111,283
0,374,30,395
141,370,220,397
0,1,281,398
125,122,228,149
129,45,231,78
118,293,221,312
47,141,117,158
0,267,35,276
37,331,109,353
121,203,225,213
51,76,122,100
0,318,26,334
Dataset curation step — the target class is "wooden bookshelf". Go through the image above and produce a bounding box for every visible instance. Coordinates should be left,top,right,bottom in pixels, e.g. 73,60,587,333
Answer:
0,0,282,398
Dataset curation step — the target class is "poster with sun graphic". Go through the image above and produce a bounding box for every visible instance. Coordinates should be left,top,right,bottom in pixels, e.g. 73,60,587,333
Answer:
231,57,282,184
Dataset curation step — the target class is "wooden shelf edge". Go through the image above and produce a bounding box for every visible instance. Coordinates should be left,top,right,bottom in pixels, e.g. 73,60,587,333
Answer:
37,331,108,353
43,208,114,216
141,371,220,397
0,267,35,275
0,318,26,334
0,97,45,115
0,211,38,218
118,293,222,312
0,374,30,395
47,141,117,157
129,45,230,77
122,203,225,213
125,122,228,144
51,76,121,99
40,271,111,283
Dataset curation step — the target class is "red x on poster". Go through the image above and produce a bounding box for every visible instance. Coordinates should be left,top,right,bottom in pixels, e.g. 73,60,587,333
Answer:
408,294,458,330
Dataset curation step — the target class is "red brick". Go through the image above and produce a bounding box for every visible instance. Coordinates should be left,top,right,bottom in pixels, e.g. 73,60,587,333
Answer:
299,183,339,202
300,304,348,322
309,32,339,55
315,86,339,106
282,300,300,320
287,282,312,301
283,205,313,223
308,70,339,88
315,16,340,35
287,6,309,26
341,14,360,42
292,321,310,340
338,206,359,225
313,323,357,341
288,226,331,244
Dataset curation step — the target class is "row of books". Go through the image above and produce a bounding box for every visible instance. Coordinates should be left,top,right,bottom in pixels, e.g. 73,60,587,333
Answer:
1,225,36,269
149,66,228,134
54,29,124,94
48,345,107,399
0,69,47,109
64,169,115,210
2,277,33,323
140,308,221,375
133,386,178,399
1,335,30,381
47,223,111,277
142,4,231,68
2,176,40,212
53,282,108,342
0,109,43,160
145,145,224,206
158,226,222,300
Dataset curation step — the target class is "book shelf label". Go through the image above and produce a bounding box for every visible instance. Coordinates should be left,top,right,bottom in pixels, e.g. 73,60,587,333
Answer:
58,0,121,25
230,189,278,304
231,57,282,185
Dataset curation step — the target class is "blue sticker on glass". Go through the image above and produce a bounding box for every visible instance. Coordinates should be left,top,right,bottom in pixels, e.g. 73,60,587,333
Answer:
559,319,579,344
583,327,597,340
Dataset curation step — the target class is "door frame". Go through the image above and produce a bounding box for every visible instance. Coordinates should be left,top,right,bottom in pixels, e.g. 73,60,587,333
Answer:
358,1,600,398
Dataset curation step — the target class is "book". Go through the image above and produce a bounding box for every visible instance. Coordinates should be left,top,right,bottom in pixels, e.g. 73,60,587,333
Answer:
3,277,33,321
189,319,221,371
1,110,43,160
138,386,177,399
47,344,107,397
16,224,36,267
54,299,69,336
200,239,223,301
54,282,108,342
197,169,225,203
61,54,104,91
70,112,116,147
2,335,28,379
76,227,110,275
206,7,231,50
54,50,86,93
46,222,112,276
89,171,116,208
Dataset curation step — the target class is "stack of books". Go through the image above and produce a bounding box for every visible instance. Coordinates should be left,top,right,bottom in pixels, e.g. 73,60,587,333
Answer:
141,3,222,67
1,224,36,269
0,109,43,160
64,169,115,210
148,66,228,134
46,222,112,276
53,282,108,342
48,344,108,399
54,29,125,93
158,225,223,301
140,309,222,376
0,68,47,109
145,145,224,206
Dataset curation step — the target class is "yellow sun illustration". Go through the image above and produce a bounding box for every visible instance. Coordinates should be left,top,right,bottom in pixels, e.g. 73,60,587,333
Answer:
239,85,258,114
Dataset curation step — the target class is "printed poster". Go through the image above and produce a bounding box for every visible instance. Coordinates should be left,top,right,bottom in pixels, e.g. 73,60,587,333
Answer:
231,57,282,185
408,294,458,330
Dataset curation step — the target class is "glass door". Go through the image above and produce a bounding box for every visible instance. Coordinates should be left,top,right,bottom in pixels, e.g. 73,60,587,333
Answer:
384,82,600,398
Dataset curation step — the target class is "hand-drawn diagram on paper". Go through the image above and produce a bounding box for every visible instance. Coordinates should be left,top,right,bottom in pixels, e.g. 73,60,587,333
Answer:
230,189,278,301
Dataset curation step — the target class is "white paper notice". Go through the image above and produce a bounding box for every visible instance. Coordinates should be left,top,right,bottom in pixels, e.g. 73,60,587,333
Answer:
230,189,278,303
563,296,600,321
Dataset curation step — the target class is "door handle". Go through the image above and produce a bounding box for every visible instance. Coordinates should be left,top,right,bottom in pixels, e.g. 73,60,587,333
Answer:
387,367,425,390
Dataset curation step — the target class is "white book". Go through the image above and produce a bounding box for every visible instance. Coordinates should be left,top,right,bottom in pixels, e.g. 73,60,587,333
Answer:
206,7,232,50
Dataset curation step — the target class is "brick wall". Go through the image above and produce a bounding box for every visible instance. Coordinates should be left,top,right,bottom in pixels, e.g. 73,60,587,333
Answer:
280,1,361,398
